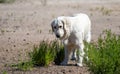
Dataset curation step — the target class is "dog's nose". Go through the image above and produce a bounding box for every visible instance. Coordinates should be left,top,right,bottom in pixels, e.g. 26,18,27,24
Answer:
56,34,60,38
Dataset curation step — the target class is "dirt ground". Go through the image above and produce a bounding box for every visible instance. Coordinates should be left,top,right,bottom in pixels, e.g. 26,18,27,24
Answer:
0,0,120,74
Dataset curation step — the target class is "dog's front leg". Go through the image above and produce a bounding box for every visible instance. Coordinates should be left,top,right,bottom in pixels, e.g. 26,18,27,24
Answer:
61,45,69,65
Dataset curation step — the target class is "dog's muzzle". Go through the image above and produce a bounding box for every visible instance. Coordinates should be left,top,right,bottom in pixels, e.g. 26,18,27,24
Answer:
56,34,60,38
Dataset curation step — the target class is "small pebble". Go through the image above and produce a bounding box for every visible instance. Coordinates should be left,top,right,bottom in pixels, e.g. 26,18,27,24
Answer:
23,39,26,41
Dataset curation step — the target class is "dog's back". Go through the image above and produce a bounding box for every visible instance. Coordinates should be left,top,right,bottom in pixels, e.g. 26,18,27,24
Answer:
68,13,91,41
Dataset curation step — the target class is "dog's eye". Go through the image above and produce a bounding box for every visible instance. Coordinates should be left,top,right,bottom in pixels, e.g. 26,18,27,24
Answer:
54,26,57,29
59,26,62,28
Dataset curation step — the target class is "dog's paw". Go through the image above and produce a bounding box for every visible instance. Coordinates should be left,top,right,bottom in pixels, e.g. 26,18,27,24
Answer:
76,63,83,67
60,61,67,66
71,56,77,60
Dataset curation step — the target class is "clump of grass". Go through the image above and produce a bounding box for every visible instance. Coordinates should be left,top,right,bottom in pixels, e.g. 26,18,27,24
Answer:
0,0,15,3
30,40,64,66
0,29,5,35
86,30,120,74
30,41,57,66
2,71,7,74
37,29,42,34
90,6,112,16
100,6,112,16
11,61,33,71
40,0,47,6
11,40,64,70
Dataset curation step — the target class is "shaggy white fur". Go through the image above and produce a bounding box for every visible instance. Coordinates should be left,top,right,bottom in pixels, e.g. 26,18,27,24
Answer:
51,13,91,67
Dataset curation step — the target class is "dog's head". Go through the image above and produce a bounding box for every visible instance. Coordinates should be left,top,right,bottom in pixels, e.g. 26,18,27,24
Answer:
51,17,71,40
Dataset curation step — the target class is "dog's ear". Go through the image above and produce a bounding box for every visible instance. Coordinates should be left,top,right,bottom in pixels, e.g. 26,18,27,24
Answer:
61,18,71,31
51,20,55,32
61,18,71,38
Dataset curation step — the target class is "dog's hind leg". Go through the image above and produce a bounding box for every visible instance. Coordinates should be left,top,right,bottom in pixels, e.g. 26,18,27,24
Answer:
85,31,91,61
85,31,91,43
76,42,85,67
71,49,77,60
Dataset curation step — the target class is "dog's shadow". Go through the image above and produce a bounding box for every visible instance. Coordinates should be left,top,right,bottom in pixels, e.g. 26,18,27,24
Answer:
58,63,78,67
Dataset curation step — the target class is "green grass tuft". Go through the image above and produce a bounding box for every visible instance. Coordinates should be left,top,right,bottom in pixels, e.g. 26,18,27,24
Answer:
30,41,57,66
11,61,33,71
86,30,120,74
30,40,64,66
11,40,64,70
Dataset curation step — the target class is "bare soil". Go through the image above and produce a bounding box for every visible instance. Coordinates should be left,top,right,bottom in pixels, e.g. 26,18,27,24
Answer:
0,0,120,74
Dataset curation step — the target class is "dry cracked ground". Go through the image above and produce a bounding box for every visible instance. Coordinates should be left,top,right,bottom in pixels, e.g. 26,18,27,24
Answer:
0,0,120,74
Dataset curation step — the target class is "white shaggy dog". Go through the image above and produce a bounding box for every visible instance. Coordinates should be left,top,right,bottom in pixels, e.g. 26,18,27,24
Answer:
51,13,91,66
